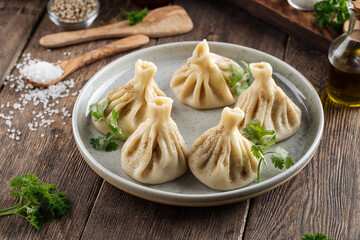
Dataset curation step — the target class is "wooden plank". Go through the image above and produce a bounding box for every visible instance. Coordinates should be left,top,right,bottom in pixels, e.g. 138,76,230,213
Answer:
0,0,47,86
226,0,336,53
80,0,288,239
0,0,154,239
242,37,360,239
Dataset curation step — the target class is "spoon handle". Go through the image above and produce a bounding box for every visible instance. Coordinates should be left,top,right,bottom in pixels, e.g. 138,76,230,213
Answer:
39,21,137,48
60,35,149,76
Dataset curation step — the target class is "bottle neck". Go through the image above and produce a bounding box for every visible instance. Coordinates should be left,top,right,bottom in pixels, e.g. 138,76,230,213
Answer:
346,13,360,42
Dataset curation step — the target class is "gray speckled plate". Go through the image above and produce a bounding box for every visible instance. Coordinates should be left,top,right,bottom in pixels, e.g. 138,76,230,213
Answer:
72,41,324,206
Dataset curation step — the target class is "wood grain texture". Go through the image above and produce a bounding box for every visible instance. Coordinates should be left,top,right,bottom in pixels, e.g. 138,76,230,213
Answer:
0,0,47,86
24,34,150,87
80,0,288,239
39,5,193,48
81,184,250,240
242,37,360,239
0,0,153,239
226,0,336,53
1,0,359,239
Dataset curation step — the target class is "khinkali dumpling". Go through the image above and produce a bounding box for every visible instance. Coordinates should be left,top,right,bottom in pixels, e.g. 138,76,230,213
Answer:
170,39,240,109
235,62,302,142
189,107,259,191
92,59,166,137
121,96,188,184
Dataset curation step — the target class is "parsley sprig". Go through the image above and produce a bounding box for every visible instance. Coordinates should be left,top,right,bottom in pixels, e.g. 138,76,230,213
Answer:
302,232,332,240
242,120,294,182
0,174,69,230
229,60,253,95
313,0,350,34
121,7,148,26
90,98,126,152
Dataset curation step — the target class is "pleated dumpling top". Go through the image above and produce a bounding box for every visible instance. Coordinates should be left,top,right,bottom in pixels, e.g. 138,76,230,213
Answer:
235,62,302,142
92,59,166,137
121,96,188,184
189,107,259,191
170,39,240,109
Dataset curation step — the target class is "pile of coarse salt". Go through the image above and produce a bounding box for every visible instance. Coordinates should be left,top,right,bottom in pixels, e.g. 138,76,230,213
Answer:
0,53,79,141
20,60,64,83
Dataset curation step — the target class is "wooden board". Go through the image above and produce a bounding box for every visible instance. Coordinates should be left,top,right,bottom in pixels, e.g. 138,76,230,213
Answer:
226,0,336,53
0,0,359,239
0,0,47,86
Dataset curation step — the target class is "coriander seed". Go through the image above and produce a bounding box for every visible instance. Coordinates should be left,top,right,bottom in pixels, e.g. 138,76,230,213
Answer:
49,0,98,23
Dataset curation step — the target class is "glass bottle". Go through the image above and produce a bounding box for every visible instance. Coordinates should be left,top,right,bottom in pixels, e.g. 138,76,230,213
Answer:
327,1,360,107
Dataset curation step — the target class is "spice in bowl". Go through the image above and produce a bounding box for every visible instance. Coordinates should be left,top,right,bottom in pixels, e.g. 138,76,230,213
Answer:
47,0,100,30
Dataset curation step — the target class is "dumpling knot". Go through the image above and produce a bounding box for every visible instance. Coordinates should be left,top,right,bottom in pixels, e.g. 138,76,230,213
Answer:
148,97,173,122
220,107,245,134
134,59,157,89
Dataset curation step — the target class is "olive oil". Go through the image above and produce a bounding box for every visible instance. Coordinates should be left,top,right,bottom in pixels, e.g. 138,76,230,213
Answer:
327,1,360,107
327,46,360,107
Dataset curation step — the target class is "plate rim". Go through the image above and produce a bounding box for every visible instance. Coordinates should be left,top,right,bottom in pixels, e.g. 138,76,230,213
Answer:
72,41,324,205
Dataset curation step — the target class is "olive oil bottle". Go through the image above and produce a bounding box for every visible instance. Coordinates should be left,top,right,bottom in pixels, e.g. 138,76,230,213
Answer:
327,1,360,107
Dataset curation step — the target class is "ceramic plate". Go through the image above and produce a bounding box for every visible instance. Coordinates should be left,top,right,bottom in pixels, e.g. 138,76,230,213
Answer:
72,41,324,206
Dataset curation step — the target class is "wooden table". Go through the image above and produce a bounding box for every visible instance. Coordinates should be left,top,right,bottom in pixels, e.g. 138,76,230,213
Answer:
0,0,359,239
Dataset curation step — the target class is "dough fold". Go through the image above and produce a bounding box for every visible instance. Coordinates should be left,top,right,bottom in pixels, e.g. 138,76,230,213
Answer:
189,107,258,191
121,97,188,184
235,62,302,142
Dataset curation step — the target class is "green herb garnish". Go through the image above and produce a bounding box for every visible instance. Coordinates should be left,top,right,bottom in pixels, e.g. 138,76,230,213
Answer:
121,7,148,26
242,120,294,182
0,174,69,230
229,60,253,95
302,232,332,240
313,0,350,34
90,98,126,152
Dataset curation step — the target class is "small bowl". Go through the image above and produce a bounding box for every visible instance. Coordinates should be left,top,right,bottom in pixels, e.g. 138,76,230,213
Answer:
47,0,100,30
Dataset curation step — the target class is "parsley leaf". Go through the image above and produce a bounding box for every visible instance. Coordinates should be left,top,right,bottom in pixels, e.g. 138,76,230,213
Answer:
89,98,109,121
313,0,350,34
285,156,294,169
121,7,148,26
228,61,253,95
242,120,275,145
229,64,244,87
0,174,69,231
270,147,289,170
302,232,332,240
90,132,119,152
89,98,126,151
242,121,294,182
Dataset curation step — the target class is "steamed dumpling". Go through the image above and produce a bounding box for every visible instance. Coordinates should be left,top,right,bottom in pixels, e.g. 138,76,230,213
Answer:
189,107,259,191
121,97,188,184
92,59,166,137
235,62,302,142
170,39,240,109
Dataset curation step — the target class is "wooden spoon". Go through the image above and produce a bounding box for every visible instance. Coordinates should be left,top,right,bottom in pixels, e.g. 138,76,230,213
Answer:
24,34,149,87
40,5,193,48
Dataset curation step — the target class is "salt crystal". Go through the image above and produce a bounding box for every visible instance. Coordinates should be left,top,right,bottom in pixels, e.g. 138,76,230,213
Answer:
5,120,11,127
20,61,63,83
2,55,79,141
